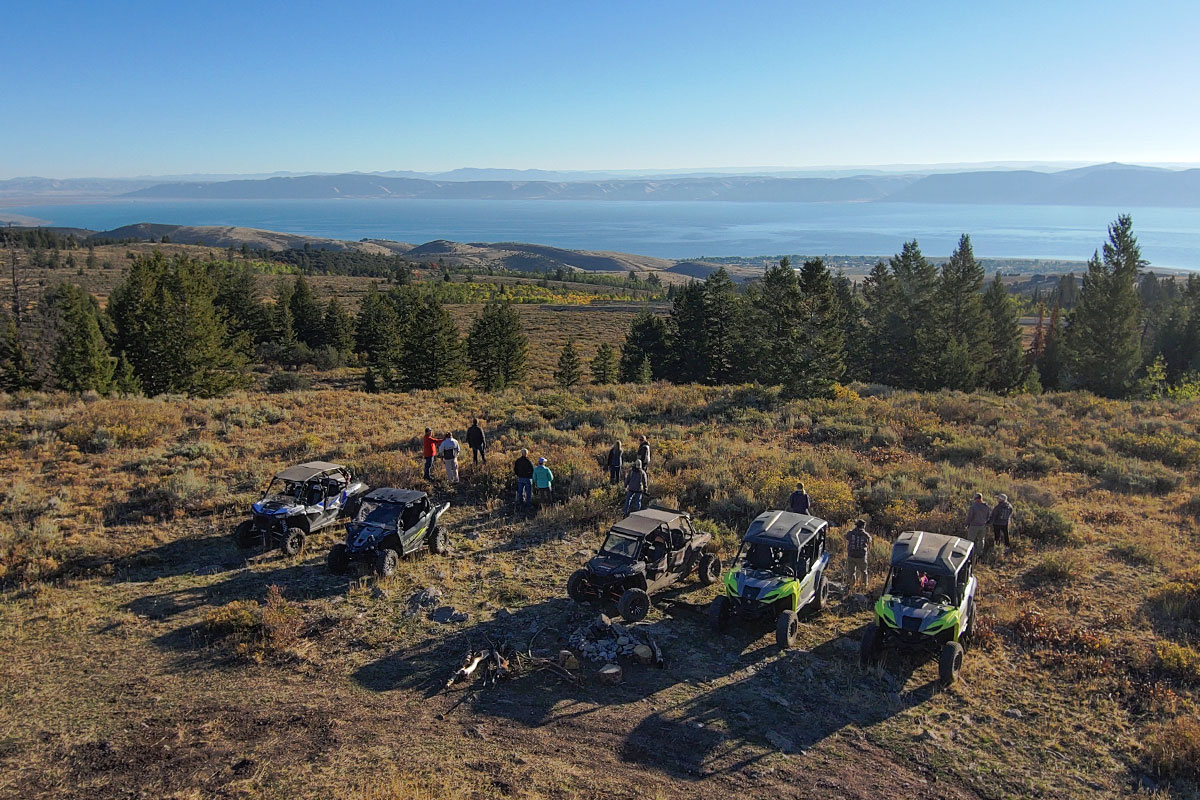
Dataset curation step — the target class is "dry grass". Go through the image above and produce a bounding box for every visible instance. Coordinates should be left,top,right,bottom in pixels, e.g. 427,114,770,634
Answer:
1,383,1199,798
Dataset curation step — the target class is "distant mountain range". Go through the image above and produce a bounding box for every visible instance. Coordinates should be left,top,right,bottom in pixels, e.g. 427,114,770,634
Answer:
115,163,1200,206
3,163,1199,207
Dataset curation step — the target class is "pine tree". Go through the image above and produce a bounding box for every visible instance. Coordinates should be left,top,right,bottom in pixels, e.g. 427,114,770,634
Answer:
54,285,114,394
833,273,868,381
113,351,142,396
792,258,846,397
1065,215,1145,397
889,240,940,389
665,281,708,382
860,260,904,385
590,342,618,384
1038,304,1064,390
636,355,653,384
213,260,268,344
619,311,668,382
749,258,803,385
701,267,740,384
402,296,465,390
933,234,989,390
354,285,401,361
270,280,297,346
289,274,322,347
554,337,583,388
466,301,527,391
1027,304,1047,367
0,312,35,392
982,273,1024,393
322,298,354,355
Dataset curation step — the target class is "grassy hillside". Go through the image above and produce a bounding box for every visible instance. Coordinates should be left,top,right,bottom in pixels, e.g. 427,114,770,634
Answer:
1,384,1198,798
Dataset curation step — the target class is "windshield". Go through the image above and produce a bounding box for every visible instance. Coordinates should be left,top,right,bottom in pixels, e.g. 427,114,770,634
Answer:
737,541,798,573
355,501,401,528
600,532,640,559
887,566,956,603
264,479,304,501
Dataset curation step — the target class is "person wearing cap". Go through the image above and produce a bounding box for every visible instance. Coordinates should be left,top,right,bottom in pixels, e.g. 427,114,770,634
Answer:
624,458,648,513
437,432,461,483
788,482,811,515
845,519,872,589
965,492,992,557
989,493,1015,554
606,440,623,485
513,448,534,508
532,457,554,506
466,418,487,465
422,427,443,481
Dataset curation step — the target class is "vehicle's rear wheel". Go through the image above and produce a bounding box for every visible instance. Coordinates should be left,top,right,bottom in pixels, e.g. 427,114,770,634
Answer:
939,641,964,686
776,609,799,648
327,544,350,575
427,525,448,556
709,595,731,633
697,553,721,586
860,622,882,666
617,588,650,622
566,569,591,604
375,548,400,578
234,520,259,549
962,598,977,644
281,528,306,556
804,577,829,616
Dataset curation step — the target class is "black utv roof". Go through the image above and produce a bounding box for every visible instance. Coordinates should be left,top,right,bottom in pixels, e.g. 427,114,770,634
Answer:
612,508,687,537
744,510,827,549
362,487,426,505
274,461,347,481
890,531,973,575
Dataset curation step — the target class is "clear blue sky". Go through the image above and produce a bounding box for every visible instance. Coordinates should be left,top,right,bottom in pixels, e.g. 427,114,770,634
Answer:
2,0,1198,178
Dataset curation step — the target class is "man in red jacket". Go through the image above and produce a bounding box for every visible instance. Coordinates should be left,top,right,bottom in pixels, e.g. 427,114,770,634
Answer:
422,428,442,480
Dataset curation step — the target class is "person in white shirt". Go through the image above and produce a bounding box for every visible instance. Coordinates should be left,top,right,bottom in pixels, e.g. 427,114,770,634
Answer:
438,432,461,483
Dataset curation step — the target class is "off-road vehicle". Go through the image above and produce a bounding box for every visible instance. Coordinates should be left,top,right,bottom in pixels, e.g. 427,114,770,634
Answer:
859,530,978,686
327,488,451,577
234,461,369,556
566,507,720,622
709,510,832,648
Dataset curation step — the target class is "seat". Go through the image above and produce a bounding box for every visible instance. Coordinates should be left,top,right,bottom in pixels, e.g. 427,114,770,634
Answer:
749,544,774,570
893,569,922,597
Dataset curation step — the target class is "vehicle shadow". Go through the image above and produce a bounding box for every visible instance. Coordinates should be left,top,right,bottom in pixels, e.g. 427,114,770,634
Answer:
620,623,945,779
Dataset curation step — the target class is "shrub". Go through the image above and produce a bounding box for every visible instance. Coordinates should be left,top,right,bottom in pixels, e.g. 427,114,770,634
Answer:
205,600,261,636
1109,541,1158,567
1020,505,1074,544
1101,459,1183,494
1155,641,1200,684
1109,431,1200,469
1025,552,1080,586
1151,568,1200,624
60,400,182,451
1016,451,1062,477
1144,716,1200,781
266,371,312,393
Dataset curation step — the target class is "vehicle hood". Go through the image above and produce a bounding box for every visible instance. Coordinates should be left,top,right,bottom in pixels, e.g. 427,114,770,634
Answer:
253,498,303,516
587,555,644,580
726,566,791,601
345,522,389,552
877,594,957,634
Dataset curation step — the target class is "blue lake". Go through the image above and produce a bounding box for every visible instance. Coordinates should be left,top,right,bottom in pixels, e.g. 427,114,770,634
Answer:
6,199,1200,268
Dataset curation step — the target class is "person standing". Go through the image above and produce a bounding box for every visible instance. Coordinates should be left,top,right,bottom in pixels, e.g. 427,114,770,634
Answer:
788,482,811,515
990,493,1015,554
533,457,554,506
607,440,623,485
845,519,872,589
625,459,648,513
965,492,992,557
466,418,487,465
513,449,534,509
422,428,442,481
637,435,651,474
438,432,461,483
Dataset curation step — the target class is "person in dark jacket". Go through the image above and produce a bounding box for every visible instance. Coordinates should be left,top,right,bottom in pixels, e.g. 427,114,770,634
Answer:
466,418,486,465
513,449,534,508
788,482,811,515
989,493,1015,553
625,459,648,513
636,435,651,473
607,440,623,485
844,519,872,589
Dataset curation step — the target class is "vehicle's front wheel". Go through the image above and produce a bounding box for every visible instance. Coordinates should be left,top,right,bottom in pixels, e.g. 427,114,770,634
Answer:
617,588,650,622
375,548,400,578
327,544,350,575
697,553,721,586
566,570,591,604
427,526,448,556
776,609,799,648
280,528,306,556
860,622,882,666
939,641,964,686
709,595,731,633
234,520,259,549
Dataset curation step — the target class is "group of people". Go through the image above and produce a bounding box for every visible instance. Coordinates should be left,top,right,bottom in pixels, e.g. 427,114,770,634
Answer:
605,436,652,512
421,418,489,484
841,492,1017,590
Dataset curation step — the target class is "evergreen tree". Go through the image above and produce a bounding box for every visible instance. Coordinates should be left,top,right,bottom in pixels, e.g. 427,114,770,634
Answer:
270,280,297,346
354,285,400,361
213,261,268,344
933,234,989,390
402,296,465,389
982,273,1024,393
636,355,653,384
748,258,803,385
321,298,355,355
54,284,114,394
1064,215,1145,397
833,272,869,382
665,281,708,382
0,312,35,392
860,260,905,384
554,337,583,388
1038,304,1065,390
288,274,323,347
113,351,142,396
466,301,527,391
619,311,668,382
889,240,940,388
701,267,740,384
590,342,618,384
793,257,845,397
